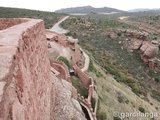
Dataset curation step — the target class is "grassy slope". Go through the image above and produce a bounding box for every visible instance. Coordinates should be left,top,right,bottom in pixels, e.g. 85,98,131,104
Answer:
1,7,159,119
0,6,67,29
89,57,160,120
61,14,160,119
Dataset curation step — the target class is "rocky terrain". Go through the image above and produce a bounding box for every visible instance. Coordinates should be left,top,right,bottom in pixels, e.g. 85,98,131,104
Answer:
61,13,160,119
0,6,160,120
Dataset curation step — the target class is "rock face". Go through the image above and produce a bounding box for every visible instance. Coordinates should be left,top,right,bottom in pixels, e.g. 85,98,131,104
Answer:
0,18,53,120
121,29,160,68
52,76,86,120
140,42,159,63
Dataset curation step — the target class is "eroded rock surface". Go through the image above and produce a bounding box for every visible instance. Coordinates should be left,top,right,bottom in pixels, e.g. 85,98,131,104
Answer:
51,75,86,120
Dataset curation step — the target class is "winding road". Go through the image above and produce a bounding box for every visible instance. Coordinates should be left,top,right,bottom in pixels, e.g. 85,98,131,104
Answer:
50,16,96,120
51,16,90,72
50,16,69,34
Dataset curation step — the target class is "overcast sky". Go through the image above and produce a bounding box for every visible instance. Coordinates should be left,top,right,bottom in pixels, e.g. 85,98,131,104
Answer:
0,0,160,12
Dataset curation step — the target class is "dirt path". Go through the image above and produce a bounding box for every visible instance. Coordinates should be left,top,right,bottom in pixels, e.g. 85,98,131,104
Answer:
119,16,160,36
50,16,69,34
50,16,90,71
80,48,90,72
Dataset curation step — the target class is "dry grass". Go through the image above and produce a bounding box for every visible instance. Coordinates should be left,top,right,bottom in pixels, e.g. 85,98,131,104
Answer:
88,59,160,120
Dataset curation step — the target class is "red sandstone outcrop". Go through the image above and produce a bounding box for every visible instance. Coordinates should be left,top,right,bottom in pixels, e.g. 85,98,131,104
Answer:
140,42,159,63
120,29,160,69
121,29,148,39
52,76,86,120
120,20,160,37
120,29,148,50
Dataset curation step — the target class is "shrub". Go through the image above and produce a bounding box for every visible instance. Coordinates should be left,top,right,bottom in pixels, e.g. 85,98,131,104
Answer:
114,117,122,120
125,99,129,104
138,107,145,113
117,32,122,36
155,78,160,83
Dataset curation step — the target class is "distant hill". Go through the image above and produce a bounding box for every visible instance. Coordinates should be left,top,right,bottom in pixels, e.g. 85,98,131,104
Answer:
55,6,125,14
128,8,150,12
148,8,160,13
129,8,160,13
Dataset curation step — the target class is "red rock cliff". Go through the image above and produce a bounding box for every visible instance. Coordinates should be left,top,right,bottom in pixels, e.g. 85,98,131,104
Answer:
0,18,53,120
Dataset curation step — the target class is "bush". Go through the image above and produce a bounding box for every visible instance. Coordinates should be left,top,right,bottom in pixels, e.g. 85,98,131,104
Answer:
117,32,122,36
155,78,160,83
138,107,145,113
114,117,122,120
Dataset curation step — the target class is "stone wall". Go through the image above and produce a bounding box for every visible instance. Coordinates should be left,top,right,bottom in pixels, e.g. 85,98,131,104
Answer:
50,59,70,82
0,18,53,120
0,18,28,30
72,44,91,89
46,30,68,47
71,44,97,120
77,94,96,120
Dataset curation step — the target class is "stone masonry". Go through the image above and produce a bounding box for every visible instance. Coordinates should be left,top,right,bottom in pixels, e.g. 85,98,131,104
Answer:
0,18,53,119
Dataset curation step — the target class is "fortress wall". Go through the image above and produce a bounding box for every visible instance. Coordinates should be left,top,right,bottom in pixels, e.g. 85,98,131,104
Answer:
71,44,98,120
50,59,70,82
45,30,69,47
71,44,91,89
72,56,91,89
58,36,69,47
0,18,53,120
0,18,28,30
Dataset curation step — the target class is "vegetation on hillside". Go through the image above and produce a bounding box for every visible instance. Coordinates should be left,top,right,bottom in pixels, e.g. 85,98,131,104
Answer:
70,76,88,97
0,7,67,28
61,14,160,101
1,6,159,119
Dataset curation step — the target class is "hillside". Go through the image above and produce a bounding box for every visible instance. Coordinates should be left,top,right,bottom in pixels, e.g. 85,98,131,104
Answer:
61,13,160,119
0,6,160,120
129,8,160,13
0,6,66,28
55,6,125,14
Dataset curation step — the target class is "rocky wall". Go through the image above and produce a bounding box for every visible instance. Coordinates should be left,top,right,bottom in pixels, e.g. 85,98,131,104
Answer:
0,18,28,30
0,18,53,120
50,59,70,82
